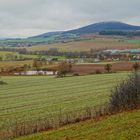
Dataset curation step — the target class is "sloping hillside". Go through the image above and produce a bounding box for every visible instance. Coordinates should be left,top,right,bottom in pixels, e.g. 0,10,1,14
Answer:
29,21,140,41
26,38,140,52
66,21,140,34
1,22,140,45
14,109,140,140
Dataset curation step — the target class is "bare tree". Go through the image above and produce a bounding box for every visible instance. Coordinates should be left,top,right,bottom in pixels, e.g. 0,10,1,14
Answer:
57,62,72,77
105,64,112,73
133,62,140,72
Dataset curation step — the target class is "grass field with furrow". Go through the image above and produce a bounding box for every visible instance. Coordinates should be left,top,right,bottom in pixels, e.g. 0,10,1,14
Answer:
0,73,128,133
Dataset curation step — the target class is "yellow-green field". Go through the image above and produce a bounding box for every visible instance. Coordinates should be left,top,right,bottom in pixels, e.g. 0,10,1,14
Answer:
0,51,41,61
15,109,140,140
0,60,33,68
0,51,17,56
25,38,140,52
0,73,128,133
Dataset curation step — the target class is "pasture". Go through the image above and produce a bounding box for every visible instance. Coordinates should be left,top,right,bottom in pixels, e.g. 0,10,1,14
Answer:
0,73,128,134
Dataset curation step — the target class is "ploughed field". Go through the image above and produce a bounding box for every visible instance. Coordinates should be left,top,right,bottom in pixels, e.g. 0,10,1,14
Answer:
73,62,140,74
0,73,128,134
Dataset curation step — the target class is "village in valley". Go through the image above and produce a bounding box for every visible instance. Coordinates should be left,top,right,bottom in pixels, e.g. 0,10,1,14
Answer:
0,0,140,139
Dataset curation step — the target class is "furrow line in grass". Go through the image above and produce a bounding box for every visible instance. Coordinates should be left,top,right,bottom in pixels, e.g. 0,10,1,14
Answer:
0,78,118,99
0,91,109,118
0,85,111,109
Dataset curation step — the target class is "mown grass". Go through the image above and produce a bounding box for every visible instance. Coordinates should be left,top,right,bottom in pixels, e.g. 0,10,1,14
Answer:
14,109,140,140
0,73,128,133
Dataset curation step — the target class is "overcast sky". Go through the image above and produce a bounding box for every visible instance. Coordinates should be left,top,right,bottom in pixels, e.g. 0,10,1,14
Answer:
0,0,140,38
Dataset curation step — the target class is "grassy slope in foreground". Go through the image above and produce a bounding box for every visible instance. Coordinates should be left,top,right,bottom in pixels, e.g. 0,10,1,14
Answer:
0,73,128,132
15,109,140,140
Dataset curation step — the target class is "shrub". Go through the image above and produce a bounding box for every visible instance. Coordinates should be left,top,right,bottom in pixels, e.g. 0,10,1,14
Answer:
104,64,112,73
0,80,7,85
109,72,140,112
89,72,95,75
73,73,79,76
95,69,102,74
0,77,7,85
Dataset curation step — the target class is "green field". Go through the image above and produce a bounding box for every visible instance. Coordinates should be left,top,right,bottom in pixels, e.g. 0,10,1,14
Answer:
0,51,66,63
15,109,140,140
0,73,128,133
0,51,39,60
126,39,140,44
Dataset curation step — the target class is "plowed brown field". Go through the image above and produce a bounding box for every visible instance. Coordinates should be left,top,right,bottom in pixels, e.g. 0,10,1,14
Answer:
72,62,140,74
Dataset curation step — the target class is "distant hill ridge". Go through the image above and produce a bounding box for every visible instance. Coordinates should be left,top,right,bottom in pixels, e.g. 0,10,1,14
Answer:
30,31,63,38
64,21,140,34
31,21,140,38
1,21,140,43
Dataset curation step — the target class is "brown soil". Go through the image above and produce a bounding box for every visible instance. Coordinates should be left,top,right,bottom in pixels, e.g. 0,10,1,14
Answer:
72,62,140,74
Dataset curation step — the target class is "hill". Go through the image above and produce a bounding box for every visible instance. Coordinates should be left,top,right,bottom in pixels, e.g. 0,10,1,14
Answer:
26,21,140,43
29,31,63,39
0,21,140,46
14,109,140,140
65,21,140,34
29,21,140,40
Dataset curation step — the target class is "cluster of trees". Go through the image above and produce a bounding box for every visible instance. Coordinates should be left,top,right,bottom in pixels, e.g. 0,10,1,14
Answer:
0,47,105,61
0,47,27,54
100,30,140,36
28,48,104,59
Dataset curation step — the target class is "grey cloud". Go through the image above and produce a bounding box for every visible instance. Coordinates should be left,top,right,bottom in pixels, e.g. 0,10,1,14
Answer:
0,0,140,37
